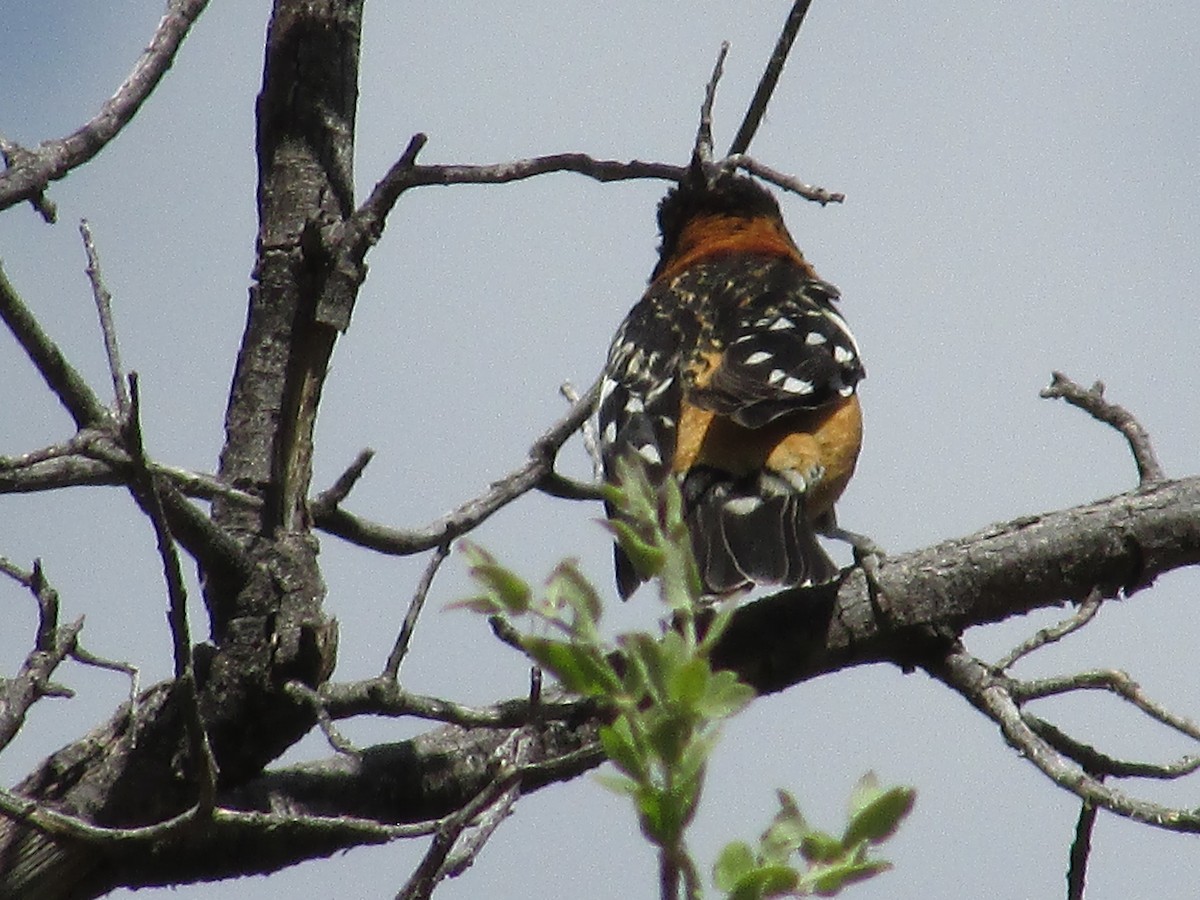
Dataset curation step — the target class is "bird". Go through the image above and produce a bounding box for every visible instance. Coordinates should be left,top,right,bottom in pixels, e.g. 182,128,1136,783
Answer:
598,169,865,598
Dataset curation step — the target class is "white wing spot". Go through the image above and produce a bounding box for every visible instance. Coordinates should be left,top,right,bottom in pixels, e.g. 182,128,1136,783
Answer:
624,396,645,413
646,376,674,400
602,420,617,443
599,377,617,405
822,309,861,354
723,496,763,516
768,369,788,385
732,334,756,345
833,345,856,364
805,331,827,346
744,351,773,365
636,444,663,465
781,377,814,394
769,317,795,331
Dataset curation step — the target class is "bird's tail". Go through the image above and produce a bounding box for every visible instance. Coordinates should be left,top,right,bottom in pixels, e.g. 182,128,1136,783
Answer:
681,466,839,595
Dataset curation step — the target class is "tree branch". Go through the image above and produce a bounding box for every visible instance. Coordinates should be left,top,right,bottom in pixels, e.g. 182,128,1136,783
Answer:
0,0,211,216
0,263,111,429
728,0,815,156
314,377,603,555
1042,372,1165,486
925,646,1200,833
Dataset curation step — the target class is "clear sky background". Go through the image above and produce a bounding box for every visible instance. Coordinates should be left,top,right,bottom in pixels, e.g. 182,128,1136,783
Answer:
2,2,1199,898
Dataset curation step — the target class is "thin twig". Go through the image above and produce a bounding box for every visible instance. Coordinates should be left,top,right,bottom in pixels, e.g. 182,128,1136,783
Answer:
721,154,844,205
994,589,1103,671
1041,372,1165,486
383,543,452,679
123,371,218,808
79,219,129,417
0,0,211,215
0,559,85,749
694,42,729,167
560,381,603,481
310,449,375,517
284,681,359,756
124,374,191,681
0,261,111,429
320,677,594,728
1012,669,1200,743
395,731,534,900
926,647,1200,833
1067,797,1098,900
314,376,603,555
1027,716,1200,780
728,0,816,156
0,784,441,847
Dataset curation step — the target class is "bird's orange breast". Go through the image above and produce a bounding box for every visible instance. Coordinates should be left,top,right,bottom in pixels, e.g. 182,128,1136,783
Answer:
672,393,862,520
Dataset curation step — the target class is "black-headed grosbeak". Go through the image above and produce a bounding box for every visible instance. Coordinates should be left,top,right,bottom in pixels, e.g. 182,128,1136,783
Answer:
600,171,864,597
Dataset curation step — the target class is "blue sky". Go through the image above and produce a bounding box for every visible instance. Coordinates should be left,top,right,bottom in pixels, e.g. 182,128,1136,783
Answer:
3,2,1199,898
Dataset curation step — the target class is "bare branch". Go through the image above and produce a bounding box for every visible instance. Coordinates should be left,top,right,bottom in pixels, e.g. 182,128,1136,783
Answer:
79,220,129,417
396,731,533,900
721,154,844,205
0,560,83,750
1013,669,1200,744
320,677,593,728
926,646,1200,833
994,588,1102,671
1027,716,1200,780
693,42,730,167
1067,798,1097,900
122,372,217,809
560,381,603,481
284,681,359,756
0,0,211,215
383,543,451,680
729,0,816,156
0,263,111,429
310,449,375,518
1042,372,1165,486
315,377,603,555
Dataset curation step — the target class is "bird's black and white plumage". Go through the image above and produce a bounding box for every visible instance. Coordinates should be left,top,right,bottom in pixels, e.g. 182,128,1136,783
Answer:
599,173,865,597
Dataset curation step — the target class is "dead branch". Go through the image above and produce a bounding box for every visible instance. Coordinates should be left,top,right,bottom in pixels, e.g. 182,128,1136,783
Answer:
1042,372,1165,486
994,588,1103,671
0,263,111,429
0,0,211,218
79,221,129,417
314,377,603,555
729,0,816,156
383,543,451,679
926,646,1200,833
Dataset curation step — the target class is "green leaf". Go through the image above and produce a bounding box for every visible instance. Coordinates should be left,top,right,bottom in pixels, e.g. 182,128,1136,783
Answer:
544,559,603,634
728,865,800,900
696,669,755,719
757,789,808,864
799,830,844,864
843,779,915,847
522,637,620,696
675,728,717,786
458,542,532,615
713,841,756,892
620,632,670,702
444,594,504,615
646,706,697,766
669,655,710,706
594,771,640,798
605,519,666,579
599,718,647,781
807,859,892,897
